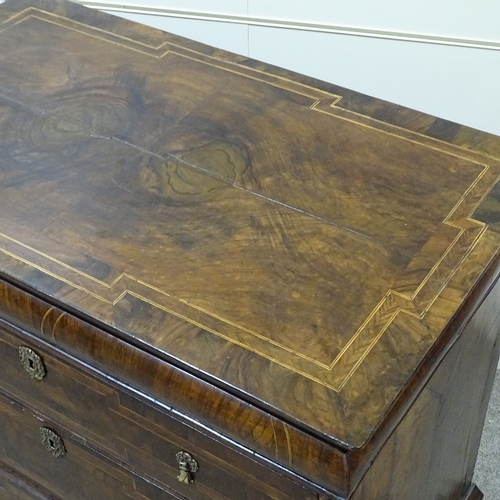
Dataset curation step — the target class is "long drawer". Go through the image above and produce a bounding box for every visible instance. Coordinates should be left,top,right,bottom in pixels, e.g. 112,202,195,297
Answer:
0,320,318,500
0,462,59,500
0,391,183,500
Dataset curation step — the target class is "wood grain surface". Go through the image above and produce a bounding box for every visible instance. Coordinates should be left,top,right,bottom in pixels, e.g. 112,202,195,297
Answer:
0,0,500,466
0,462,60,500
0,392,189,500
0,279,346,497
349,272,500,499
0,321,318,500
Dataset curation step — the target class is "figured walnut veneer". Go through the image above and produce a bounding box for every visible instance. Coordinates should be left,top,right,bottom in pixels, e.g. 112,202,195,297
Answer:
0,1,499,499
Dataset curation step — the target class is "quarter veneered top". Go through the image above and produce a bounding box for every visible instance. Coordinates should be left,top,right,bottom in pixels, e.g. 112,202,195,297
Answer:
1,0,500,448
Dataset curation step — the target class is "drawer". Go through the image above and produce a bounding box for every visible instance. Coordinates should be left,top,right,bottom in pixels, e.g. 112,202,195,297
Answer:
0,462,58,500
0,392,182,500
0,321,318,500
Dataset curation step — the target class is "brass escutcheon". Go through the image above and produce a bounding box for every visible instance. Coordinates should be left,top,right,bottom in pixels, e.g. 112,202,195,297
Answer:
176,451,198,484
18,346,46,381
40,427,66,458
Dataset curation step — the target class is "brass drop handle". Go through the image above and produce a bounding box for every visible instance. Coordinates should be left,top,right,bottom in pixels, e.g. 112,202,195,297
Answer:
19,346,47,380
40,427,66,458
176,451,198,484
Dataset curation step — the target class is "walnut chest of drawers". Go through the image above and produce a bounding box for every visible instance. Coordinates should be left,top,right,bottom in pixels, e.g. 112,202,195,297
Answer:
0,1,499,499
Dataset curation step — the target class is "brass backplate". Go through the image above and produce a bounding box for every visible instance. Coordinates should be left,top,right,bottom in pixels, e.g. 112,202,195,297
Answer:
40,427,66,458
19,346,46,381
176,451,198,484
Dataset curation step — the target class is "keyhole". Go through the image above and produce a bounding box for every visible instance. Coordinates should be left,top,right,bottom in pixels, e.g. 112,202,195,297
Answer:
40,427,65,457
19,348,47,380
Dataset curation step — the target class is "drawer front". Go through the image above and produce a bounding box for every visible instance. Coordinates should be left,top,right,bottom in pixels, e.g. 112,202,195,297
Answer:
0,462,58,500
0,322,318,500
0,392,182,500
0,480,39,500
0,478,38,500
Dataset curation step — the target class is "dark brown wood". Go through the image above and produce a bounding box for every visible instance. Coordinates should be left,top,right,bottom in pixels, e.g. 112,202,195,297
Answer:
0,462,60,500
349,276,500,499
0,0,499,449
463,484,484,500
0,0,499,499
0,393,186,500
0,278,339,498
0,319,318,500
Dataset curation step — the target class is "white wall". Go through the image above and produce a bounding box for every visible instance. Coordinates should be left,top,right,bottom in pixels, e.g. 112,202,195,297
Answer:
69,0,500,136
